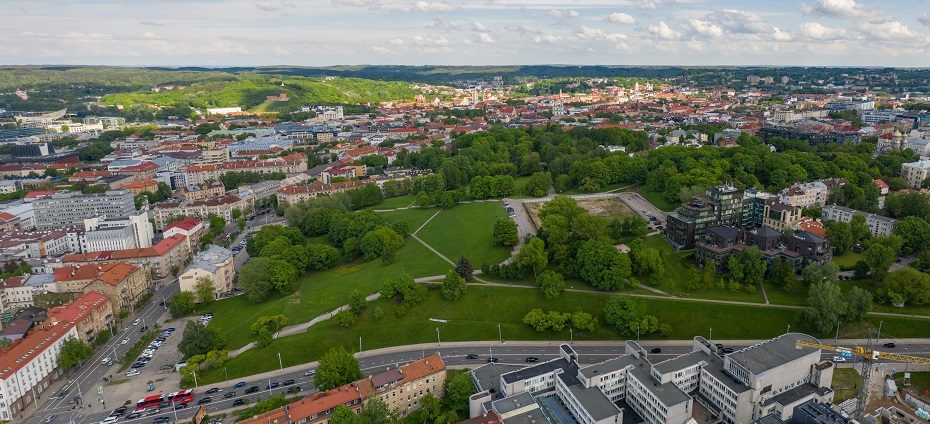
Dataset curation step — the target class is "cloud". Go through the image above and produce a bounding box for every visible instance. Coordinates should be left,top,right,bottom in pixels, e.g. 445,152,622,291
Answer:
370,45,394,54
803,0,887,23
684,19,723,38
919,13,930,27
478,33,495,43
506,23,541,35
138,21,163,27
575,26,627,42
647,21,681,40
252,1,295,12
412,1,459,12
705,9,792,40
388,38,405,45
861,20,921,40
410,35,450,47
142,32,162,40
547,9,579,18
797,22,848,40
428,17,461,31
606,12,635,25
330,0,381,7
532,34,563,43
472,22,487,31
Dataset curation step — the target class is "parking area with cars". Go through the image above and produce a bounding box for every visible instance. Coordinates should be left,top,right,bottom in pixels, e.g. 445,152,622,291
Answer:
126,327,176,376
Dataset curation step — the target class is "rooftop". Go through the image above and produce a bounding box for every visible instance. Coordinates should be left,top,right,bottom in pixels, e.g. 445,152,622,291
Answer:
559,373,623,420
501,357,572,384
0,321,74,379
726,333,820,376
629,364,692,406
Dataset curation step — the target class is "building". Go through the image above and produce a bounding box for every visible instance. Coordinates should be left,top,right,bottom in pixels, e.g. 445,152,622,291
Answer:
153,195,249,229
694,226,831,272
179,180,225,201
179,245,235,301
762,201,803,231
777,181,835,208
163,218,205,252
32,190,136,230
664,185,745,249
821,205,898,236
468,334,833,424
81,262,152,314
0,320,78,421
0,230,74,258
62,234,191,279
901,159,930,189
45,292,113,344
82,211,155,252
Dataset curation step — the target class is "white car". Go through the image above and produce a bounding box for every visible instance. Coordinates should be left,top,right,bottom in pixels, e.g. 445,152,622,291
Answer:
132,319,142,326
832,356,847,363
125,369,141,377
121,337,130,345
100,416,119,424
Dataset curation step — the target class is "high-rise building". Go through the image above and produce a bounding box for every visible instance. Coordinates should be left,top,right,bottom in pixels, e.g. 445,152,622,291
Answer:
665,184,746,249
32,190,135,230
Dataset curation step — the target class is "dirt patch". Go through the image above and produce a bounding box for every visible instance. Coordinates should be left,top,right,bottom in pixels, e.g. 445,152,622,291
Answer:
525,198,634,227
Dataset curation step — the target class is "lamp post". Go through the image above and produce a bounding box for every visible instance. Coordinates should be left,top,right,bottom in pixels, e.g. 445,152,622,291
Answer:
497,323,502,343
436,327,441,346
277,352,283,370
569,328,573,344
835,321,841,344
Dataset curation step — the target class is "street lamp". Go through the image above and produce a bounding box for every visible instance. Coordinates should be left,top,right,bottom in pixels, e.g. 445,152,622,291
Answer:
497,323,502,343
278,352,283,370
436,327,440,346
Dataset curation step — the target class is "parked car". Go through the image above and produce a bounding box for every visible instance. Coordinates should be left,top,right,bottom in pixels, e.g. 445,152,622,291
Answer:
44,415,57,423
832,356,847,362
100,416,119,424
233,399,247,407
125,369,141,377
525,357,539,363
466,354,479,359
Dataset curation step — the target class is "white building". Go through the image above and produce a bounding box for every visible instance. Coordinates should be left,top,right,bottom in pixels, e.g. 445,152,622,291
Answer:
901,159,930,189
822,205,898,237
0,321,78,420
179,245,235,300
82,211,154,252
205,107,242,116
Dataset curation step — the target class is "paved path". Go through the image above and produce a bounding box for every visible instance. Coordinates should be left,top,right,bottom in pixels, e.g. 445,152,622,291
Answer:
413,209,442,235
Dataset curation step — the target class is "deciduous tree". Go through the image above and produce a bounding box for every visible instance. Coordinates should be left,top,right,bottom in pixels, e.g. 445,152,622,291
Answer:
314,346,363,391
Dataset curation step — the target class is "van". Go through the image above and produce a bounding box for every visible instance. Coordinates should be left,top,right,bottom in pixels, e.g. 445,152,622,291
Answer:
101,357,114,366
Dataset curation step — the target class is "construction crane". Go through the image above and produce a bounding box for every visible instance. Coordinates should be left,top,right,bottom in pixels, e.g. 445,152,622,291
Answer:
796,339,930,419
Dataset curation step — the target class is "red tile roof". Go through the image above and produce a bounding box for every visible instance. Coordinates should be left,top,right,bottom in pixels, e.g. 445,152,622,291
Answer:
0,321,75,379
164,218,202,232
47,292,110,324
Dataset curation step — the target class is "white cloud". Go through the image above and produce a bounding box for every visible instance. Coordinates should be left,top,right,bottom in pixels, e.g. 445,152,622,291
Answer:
370,45,394,54
575,26,627,42
684,19,723,38
797,22,848,40
647,21,681,40
428,17,461,31
532,34,563,43
606,12,635,25
412,1,459,12
330,0,381,7
703,9,792,40
547,9,579,18
478,32,495,43
388,38,405,45
919,13,930,27
861,20,920,40
804,0,889,23
506,23,541,35
410,35,450,46
252,1,295,12
472,22,487,31
142,32,161,40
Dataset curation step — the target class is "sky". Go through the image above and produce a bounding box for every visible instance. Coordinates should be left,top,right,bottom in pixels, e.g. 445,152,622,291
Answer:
1,0,930,67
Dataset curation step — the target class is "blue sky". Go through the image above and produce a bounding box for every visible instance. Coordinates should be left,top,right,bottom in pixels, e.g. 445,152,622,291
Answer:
1,0,929,66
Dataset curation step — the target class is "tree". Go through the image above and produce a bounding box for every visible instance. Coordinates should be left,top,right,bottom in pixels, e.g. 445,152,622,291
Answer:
515,237,547,277
381,274,428,307
620,216,649,238
306,244,341,270
443,371,475,419
631,246,664,284
179,321,226,358
239,257,274,302
849,214,871,243
333,310,356,327
538,270,565,299
350,290,367,313
571,310,598,332
883,268,930,306
169,291,197,318
524,172,553,197
372,306,385,320
731,247,766,288
455,255,474,281
359,398,394,424
576,237,632,290
603,297,646,335
359,226,404,263
843,287,873,323
894,216,930,254
802,262,839,286
825,221,854,255
268,258,299,294
441,269,467,302
250,315,288,348
329,406,359,424
803,281,847,333
194,276,216,304
57,336,93,370
701,261,717,288
863,236,901,280
768,257,795,288
315,346,363,390
493,217,519,246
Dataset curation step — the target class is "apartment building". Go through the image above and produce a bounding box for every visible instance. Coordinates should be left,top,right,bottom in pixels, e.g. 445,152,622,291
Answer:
468,334,833,424
762,201,803,231
179,245,235,300
179,180,226,201
153,195,249,229
777,180,842,208
82,262,152,314
665,185,745,249
45,292,113,344
32,190,135,230
821,205,898,236
0,321,78,421
0,230,74,258
82,211,154,251
276,180,372,206
62,234,191,279
900,160,930,189
163,218,205,252
695,226,832,272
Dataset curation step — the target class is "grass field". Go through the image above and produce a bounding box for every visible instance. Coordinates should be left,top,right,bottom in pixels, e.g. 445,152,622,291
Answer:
198,283,930,384
372,195,417,210
832,368,860,402
632,187,678,212
763,282,808,306
416,202,511,267
832,252,863,268
379,207,440,232
894,371,930,397
202,238,449,349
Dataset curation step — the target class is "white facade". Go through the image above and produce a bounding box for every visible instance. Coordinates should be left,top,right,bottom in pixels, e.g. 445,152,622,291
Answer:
0,323,78,421
901,160,930,189
83,211,154,250
822,205,898,237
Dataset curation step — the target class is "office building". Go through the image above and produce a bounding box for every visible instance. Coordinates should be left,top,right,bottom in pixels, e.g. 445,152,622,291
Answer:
32,190,135,230
82,211,154,252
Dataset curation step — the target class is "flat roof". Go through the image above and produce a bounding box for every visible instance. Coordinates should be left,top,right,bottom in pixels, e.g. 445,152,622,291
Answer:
579,355,639,379
701,359,750,394
727,333,820,375
629,365,692,406
651,350,709,374
559,374,622,420
501,358,572,384
472,363,526,395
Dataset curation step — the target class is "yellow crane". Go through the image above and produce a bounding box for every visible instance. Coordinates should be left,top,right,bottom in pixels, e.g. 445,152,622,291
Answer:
795,340,930,419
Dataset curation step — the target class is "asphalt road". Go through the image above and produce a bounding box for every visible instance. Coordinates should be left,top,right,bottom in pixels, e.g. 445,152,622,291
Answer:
34,340,930,424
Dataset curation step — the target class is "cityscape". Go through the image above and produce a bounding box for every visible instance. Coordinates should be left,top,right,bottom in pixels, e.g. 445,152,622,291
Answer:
3,1,930,424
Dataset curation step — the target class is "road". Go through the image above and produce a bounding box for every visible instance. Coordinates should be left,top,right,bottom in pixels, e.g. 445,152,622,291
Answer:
32,338,930,424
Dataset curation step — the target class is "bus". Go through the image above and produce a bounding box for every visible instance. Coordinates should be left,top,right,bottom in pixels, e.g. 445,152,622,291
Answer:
135,394,164,411
167,389,194,405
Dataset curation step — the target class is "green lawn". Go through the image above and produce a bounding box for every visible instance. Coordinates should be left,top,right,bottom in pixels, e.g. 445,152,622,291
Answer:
832,368,860,403
832,252,863,269
763,282,808,306
509,176,539,199
371,195,417,210
202,238,450,349
379,207,441,232
416,202,511,267
894,371,930,396
631,187,679,212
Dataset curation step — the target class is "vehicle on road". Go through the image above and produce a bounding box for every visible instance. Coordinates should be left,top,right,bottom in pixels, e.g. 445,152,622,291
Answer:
174,403,188,410
139,326,149,333
303,370,315,377
233,399,247,407
244,386,260,394
721,347,735,354
125,369,141,377
266,382,280,389
487,357,499,363
100,416,119,424
282,379,295,386
233,381,246,388
286,386,302,394
44,414,56,423
883,342,896,348
101,357,114,366
153,417,170,424
133,319,142,326
650,348,662,354
525,357,539,363
832,356,847,362
121,337,130,345
466,354,479,359
205,387,220,395
223,391,236,399
136,394,165,411
113,407,128,415
197,397,212,405
126,412,141,420
167,389,194,405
